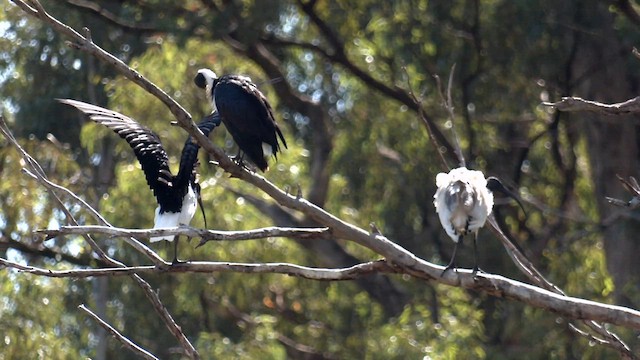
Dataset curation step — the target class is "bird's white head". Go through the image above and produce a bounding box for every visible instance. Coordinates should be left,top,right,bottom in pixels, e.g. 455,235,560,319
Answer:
194,68,218,110
433,167,494,242
194,68,218,89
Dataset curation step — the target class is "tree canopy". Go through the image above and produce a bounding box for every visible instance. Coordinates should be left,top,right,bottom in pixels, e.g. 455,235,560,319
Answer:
2,0,640,359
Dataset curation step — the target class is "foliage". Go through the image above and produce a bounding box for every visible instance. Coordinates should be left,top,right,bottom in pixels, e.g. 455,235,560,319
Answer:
2,0,640,358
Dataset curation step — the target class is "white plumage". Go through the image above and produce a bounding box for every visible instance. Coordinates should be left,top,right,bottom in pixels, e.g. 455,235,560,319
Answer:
433,167,494,274
151,184,198,242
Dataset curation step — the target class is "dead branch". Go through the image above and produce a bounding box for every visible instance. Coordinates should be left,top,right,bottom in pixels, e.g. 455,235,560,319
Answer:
542,96,640,114
0,257,395,281
36,225,331,248
4,255,640,333
78,304,159,360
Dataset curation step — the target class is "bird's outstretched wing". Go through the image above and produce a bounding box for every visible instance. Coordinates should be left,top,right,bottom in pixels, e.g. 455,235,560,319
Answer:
176,112,222,189
213,76,287,170
176,112,222,228
58,99,174,202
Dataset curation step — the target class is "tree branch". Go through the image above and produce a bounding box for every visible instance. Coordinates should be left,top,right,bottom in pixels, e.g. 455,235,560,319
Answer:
5,255,640,333
36,225,331,248
542,96,640,114
0,257,396,281
78,304,160,360
65,0,157,32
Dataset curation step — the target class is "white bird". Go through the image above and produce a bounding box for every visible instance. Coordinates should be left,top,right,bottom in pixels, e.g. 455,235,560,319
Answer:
433,167,494,275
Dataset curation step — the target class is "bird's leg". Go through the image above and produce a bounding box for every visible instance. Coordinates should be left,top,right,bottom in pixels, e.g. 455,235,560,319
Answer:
471,232,484,277
441,236,463,277
171,235,185,265
230,150,245,165
230,150,256,172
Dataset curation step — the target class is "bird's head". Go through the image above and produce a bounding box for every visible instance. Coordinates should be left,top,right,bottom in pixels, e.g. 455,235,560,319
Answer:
194,68,218,90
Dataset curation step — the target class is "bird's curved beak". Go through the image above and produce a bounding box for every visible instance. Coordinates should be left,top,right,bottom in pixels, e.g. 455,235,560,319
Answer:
486,177,527,217
194,182,207,228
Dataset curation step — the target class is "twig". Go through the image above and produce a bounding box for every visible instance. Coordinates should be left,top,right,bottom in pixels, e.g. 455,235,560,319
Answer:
403,67,451,171
434,64,465,167
78,304,159,360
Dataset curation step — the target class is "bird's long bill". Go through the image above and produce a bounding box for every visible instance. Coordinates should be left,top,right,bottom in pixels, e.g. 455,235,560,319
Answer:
197,189,207,228
486,177,527,216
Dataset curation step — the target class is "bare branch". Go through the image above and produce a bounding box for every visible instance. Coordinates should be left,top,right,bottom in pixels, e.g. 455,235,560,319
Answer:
5,255,640,333
65,0,157,32
78,304,160,360
542,96,640,114
35,225,331,248
0,257,396,281
0,116,114,264
488,219,635,357
21,161,166,267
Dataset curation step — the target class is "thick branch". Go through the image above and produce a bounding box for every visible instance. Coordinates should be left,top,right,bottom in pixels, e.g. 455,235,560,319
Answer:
542,96,640,114
78,304,159,360
5,256,640,332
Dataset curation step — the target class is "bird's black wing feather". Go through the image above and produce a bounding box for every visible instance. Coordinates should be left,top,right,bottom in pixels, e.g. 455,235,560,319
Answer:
175,112,222,189
176,112,222,228
214,76,287,170
58,99,174,203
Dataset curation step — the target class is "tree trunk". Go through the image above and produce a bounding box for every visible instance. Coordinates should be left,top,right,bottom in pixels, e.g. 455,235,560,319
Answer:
571,3,640,307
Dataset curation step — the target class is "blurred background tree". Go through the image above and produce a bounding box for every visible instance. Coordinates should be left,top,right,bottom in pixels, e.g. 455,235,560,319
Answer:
2,0,640,358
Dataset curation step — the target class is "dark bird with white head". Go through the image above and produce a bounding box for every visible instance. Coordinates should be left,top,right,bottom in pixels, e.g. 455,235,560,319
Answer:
59,99,221,263
193,68,287,172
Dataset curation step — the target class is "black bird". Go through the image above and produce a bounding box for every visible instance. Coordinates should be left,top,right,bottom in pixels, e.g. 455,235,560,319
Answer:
59,99,221,262
193,68,287,171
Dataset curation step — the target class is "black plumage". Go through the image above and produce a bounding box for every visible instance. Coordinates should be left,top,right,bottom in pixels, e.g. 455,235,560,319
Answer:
194,69,287,171
59,99,220,244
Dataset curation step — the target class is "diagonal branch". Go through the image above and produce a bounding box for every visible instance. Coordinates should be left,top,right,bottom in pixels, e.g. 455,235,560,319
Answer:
489,218,634,357
78,304,159,360
11,0,193,130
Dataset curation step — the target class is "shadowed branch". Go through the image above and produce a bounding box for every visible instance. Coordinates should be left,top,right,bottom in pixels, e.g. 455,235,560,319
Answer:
79,304,160,360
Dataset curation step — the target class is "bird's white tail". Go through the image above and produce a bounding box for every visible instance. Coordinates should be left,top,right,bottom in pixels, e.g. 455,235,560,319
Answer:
151,208,180,242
